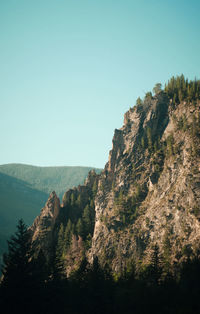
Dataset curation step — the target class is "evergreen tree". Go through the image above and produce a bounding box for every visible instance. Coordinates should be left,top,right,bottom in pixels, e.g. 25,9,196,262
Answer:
144,92,153,105
136,97,143,106
76,218,84,238
149,244,162,285
56,224,65,258
147,127,152,151
1,219,32,289
82,204,93,238
76,194,82,207
64,219,72,248
153,83,162,95
0,219,35,313
54,223,65,279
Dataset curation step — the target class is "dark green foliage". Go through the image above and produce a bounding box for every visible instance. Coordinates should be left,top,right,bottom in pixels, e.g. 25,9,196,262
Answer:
64,219,73,247
136,97,143,106
2,234,200,314
147,244,162,285
54,174,98,269
76,218,84,238
144,91,153,105
165,74,200,103
114,184,148,225
153,83,162,94
141,136,145,148
63,192,96,242
147,127,153,151
0,219,48,314
1,219,32,288
140,126,163,157
82,204,95,238
190,113,200,157
163,232,171,272
54,224,66,278
145,91,153,99
114,190,126,207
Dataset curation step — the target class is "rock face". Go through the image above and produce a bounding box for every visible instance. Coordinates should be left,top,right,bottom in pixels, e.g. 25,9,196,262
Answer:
30,87,200,275
90,93,200,272
30,171,99,266
30,191,60,259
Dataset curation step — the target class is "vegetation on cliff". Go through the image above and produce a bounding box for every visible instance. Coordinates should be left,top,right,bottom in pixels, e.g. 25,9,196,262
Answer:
1,74,200,313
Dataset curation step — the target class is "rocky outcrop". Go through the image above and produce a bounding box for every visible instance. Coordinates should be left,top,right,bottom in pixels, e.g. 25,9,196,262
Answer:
90,94,200,272
30,86,200,275
30,191,60,259
30,171,99,265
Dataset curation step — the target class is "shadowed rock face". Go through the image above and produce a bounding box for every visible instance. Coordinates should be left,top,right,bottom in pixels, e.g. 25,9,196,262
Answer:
31,92,200,274
30,191,60,259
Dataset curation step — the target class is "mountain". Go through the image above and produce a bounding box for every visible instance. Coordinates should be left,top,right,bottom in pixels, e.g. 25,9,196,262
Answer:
30,75,200,277
2,76,200,314
0,164,102,267
0,164,102,199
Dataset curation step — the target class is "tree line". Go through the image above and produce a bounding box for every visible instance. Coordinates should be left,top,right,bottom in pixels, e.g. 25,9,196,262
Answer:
136,75,200,108
1,219,200,313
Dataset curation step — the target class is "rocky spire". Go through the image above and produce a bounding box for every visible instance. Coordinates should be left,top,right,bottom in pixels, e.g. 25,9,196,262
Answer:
29,191,60,259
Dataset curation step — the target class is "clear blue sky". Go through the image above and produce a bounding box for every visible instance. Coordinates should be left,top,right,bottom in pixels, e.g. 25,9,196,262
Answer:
1,0,200,168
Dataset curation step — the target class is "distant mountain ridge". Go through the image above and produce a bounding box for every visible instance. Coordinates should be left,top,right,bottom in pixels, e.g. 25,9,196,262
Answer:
0,164,102,267
0,163,102,199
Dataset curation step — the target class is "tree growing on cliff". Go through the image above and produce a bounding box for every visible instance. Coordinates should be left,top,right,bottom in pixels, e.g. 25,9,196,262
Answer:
136,97,143,106
153,83,162,95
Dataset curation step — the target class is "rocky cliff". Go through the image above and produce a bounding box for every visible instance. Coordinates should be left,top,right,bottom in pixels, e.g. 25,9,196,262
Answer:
30,77,200,276
91,93,200,273
30,191,60,260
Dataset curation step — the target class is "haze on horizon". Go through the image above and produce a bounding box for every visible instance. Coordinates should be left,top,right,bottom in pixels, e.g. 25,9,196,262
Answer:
1,0,200,169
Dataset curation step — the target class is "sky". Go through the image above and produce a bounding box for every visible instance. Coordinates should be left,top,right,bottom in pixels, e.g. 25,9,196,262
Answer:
1,0,200,168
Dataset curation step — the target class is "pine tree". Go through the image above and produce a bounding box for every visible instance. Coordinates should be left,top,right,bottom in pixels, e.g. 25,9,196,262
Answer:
82,204,92,237
136,97,143,106
141,136,145,149
0,219,35,313
76,194,82,207
56,224,65,258
149,244,162,285
76,218,84,238
153,83,162,95
147,127,152,152
64,219,72,248
54,223,65,279
1,219,32,289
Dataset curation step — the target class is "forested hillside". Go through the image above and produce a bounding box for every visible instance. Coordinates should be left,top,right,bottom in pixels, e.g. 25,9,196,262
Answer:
0,164,102,199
